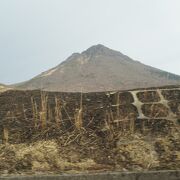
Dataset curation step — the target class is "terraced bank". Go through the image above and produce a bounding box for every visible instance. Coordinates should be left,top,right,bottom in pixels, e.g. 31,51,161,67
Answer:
0,85,179,175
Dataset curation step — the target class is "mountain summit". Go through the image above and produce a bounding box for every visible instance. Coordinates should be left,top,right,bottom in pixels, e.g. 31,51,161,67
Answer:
15,45,180,92
82,44,122,56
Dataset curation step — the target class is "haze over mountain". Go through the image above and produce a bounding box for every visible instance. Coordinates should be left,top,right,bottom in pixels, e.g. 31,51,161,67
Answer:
15,45,180,92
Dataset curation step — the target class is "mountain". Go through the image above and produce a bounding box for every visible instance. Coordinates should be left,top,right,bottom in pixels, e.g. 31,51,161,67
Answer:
15,44,180,92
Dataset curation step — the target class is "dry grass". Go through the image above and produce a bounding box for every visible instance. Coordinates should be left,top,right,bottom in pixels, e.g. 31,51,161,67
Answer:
31,97,39,128
129,113,135,134
0,89,179,175
74,93,83,130
115,134,159,170
55,97,62,127
39,92,48,129
0,132,105,174
2,127,9,145
1,131,179,175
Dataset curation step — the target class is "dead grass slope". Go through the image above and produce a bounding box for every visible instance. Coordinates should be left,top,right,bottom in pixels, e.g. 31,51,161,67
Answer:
0,128,179,175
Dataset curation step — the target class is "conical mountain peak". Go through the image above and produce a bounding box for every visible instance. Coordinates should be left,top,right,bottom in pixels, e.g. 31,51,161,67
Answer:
84,44,109,53
82,44,123,57
61,44,125,65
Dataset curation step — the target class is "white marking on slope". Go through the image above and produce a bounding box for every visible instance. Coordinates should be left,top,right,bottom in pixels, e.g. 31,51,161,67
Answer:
157,89,176,120
131,90,147,119
40,68,58,77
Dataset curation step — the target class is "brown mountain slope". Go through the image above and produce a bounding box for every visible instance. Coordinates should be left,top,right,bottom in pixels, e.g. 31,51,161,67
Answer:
15,44,180,92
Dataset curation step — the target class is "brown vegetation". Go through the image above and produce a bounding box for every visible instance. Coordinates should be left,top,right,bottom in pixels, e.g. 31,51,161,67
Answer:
0,86,179,175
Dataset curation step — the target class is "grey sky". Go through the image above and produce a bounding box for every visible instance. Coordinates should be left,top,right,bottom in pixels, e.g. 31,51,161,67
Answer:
0,0,180,84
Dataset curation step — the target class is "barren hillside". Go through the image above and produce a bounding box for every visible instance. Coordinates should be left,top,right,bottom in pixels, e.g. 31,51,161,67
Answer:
14,45,180,92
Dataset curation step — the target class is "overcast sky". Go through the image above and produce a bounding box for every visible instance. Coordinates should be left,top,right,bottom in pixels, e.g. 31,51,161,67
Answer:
0,0,180,84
